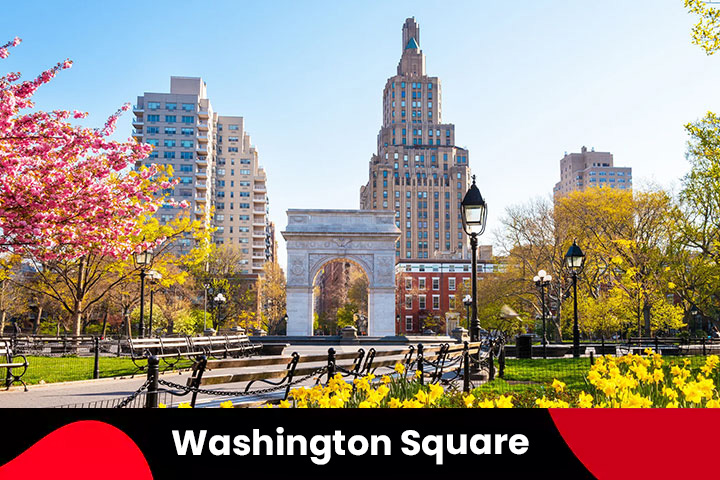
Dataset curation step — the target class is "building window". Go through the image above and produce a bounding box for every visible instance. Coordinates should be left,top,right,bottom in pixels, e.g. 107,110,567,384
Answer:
432,295,440,310
449,295,455,309
418,277,426,290
182,116,194,123
166,103,177,110
419,295,426,310
405,316,413,331
147,102,161,110
182,103,194,112
432,278,440,290
165,115,176,123
405,295,413,309
448,278,456,291
163,139,176,147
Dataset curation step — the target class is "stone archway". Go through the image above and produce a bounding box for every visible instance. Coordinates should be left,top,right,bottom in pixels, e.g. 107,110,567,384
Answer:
282,210,400,336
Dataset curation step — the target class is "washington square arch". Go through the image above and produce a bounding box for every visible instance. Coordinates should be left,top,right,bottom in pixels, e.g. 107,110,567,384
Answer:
282,210,400,337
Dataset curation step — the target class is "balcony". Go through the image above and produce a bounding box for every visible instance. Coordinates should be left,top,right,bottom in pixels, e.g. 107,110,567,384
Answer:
197,133,209,143
195,182,207,189
195,169,207,178
195,196,207,203
197,122,209,131
253,184,266,193
197,110,209,119
196,158,208,166
252,231,265,238
196,145,209,155
133,105,144,114
131,129,143,138
132,117,144,127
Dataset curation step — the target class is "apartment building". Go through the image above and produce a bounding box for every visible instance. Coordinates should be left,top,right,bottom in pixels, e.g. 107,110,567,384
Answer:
133,76,271,275
553,146,633,197
360,18,472,261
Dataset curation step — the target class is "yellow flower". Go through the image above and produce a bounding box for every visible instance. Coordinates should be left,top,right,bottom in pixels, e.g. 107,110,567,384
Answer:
328,395,345,408
278,400,291,408
317,396,331,408
666,401,679,408
178,402,192,408
706,399,720,408
402,399,424,408
358,401,374,408
158,403,167,408
415,389,429,405
388,397,403,408
551,379,566,393
219,400,234,408
414,370,422,379
394,363,406,375
477,398,495,408
495,395,514,408
577,392,593,408
463,394,476,408
428,384,444,404
381,375,391,384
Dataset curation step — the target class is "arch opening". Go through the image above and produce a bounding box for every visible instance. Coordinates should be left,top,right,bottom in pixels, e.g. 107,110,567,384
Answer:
311,258,369,336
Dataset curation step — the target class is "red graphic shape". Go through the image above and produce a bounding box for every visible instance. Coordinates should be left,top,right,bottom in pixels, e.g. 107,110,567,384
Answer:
0,420,152,480
551,410,720,479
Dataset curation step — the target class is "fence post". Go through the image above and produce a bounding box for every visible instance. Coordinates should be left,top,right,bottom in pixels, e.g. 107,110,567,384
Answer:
589,351,594,366
327,348,336,381
703,337,707,356
498,346,505,379
145,355,159,408
417,343,424,386
462,342,470,393
93,336,100,379
654,335,659,354
601,335,605,355
488,345,495,381
4,344,12,389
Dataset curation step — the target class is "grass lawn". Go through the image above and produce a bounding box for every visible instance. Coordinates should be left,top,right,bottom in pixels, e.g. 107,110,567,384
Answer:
473,357,592,396
11,356,194,385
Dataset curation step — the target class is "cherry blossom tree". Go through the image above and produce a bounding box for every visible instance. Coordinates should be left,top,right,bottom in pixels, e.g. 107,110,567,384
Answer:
0,36,179,262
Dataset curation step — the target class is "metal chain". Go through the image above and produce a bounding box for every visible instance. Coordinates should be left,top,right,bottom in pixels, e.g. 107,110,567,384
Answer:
157,366,328,397
115,379,152,408
335,365,364,377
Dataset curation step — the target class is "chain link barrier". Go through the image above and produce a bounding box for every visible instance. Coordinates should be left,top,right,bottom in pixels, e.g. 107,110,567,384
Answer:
156,366,328,399
115,379,152,408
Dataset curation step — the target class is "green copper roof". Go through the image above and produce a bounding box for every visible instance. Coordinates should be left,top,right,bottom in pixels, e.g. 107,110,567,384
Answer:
405,37,419,50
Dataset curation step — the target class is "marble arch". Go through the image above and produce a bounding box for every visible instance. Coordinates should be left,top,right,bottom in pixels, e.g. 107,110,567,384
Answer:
282,210,400,336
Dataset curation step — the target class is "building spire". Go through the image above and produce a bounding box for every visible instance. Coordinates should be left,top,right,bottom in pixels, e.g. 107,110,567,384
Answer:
397,17,425,76
402,17,420,52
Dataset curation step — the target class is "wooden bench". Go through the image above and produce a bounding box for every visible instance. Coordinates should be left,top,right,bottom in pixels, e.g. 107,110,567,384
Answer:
1,340,28,391
175,341,485,407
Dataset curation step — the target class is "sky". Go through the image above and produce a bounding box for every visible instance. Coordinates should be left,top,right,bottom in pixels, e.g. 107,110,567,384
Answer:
2,0,719,270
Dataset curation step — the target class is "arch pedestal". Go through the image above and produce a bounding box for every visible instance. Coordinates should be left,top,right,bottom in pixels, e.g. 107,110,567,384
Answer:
282,210,400,337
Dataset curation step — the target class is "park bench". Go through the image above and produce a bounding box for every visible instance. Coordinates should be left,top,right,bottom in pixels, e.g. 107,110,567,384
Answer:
128,334,261,370
163,341,486,407
0,340,28,391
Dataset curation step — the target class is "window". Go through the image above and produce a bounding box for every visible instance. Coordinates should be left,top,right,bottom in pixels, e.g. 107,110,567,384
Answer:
163,139,176,147
147,115,159,122
419,295,426,310
182,103,194,112
166,103,177,110
228,136,239,142
163,152,175,159
418,277,426,290
180,152,193,160
180,140,193,148
449,295,455,309
165,115,176,123
146,127,160,134
229,124,239,130
146,139,159,147
405,295,413,309
181,128,193,135
405,316,413,331
432,295,440,310
182,116,194,123
228,147,239,152
147,102,161,110
179,164,192,173
432,278,439,290
448,278,456,291
164,127,176,135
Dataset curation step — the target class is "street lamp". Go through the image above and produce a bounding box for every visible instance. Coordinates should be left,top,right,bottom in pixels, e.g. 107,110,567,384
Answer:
533,270,552,359
212,292,226,333
135,248,153,338
461,175,488,345
147,270,162,337
462,295,472,331
564,240,585,358
203,283,211,332
690,305,700,336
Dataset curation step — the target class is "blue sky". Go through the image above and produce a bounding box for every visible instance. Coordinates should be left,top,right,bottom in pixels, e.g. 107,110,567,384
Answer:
2,1,718,269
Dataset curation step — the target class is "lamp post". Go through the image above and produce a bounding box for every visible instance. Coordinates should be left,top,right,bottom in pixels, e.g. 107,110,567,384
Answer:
135,248,153,338
690,305,700,337
461,175,488,345
462,295,472,331
147,270,162,337
564,240,585,358
533,270,552,359
283,314,288,335
203,283,211,332
212,292,226,332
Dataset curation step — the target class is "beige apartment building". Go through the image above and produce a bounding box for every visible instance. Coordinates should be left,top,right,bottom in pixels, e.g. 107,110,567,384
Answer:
133,76,272,276
553,146,632,197
360,18,472,261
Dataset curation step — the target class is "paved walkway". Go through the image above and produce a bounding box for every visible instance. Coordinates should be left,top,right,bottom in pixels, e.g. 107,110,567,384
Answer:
0,345,417,408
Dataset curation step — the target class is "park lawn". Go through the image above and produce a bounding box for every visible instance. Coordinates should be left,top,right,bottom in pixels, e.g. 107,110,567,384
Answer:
15,356,194,385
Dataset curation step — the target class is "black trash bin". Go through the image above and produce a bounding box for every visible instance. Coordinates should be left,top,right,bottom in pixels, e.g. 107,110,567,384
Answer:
517,334,533,359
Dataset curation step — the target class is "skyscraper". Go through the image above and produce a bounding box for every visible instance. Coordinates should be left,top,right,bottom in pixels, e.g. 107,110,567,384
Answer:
553,146,633,197
360,18,471,261
132,76,272,276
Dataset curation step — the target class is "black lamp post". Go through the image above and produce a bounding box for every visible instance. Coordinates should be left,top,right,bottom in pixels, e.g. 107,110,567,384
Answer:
462,295,472,331
135,248,153,338
533,270,552,359
147,270,162,337
461,175,488,345
564,240,585,358
690,305,700,336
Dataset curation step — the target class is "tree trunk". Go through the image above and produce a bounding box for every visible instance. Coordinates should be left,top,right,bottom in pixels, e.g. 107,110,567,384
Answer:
72,257,87,336
33,306,43,334
0,310,5,335
643,304,652,337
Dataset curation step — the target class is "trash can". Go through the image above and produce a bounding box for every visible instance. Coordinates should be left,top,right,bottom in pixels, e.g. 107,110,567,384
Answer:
517,334,533,359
